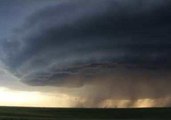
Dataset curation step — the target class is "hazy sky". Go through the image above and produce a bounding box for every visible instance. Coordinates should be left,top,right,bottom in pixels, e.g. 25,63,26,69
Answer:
0,0,171,107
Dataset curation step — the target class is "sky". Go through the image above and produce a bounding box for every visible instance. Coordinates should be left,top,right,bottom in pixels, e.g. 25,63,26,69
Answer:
0,0,171,108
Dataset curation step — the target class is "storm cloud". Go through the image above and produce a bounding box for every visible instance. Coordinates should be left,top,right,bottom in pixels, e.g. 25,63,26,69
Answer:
0,0,171,103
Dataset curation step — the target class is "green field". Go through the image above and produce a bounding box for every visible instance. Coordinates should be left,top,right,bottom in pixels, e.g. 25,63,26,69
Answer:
0,107,170,120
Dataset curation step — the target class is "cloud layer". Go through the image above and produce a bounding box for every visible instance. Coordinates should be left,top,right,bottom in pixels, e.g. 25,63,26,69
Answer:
0,0,171,105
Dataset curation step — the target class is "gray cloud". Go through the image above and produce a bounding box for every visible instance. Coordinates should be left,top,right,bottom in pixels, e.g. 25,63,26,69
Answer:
0,0,171,102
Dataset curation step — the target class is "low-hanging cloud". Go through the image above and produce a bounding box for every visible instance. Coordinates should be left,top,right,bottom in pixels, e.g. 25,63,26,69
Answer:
0,0,171,104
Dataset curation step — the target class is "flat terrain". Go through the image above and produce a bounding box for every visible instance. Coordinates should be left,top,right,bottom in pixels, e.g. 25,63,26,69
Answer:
0,107,170,120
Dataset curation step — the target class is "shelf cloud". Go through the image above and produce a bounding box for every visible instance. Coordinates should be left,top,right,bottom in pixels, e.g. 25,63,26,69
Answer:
0,0,171,107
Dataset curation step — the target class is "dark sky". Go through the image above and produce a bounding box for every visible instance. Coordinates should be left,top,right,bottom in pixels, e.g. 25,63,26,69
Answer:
0,0,171,107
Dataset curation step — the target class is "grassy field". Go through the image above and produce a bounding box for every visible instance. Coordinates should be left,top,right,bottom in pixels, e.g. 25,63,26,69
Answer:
0,107,170,120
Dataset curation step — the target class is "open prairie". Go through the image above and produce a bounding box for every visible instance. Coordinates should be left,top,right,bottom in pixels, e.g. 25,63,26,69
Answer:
0,107,170,120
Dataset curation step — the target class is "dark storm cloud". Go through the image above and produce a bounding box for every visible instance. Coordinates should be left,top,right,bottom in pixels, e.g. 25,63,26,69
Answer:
0,0,171,100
